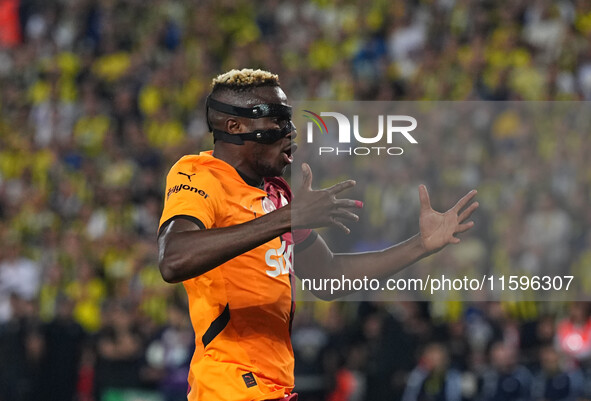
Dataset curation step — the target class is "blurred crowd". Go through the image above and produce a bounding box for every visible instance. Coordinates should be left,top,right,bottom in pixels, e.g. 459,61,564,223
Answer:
1,0,591,400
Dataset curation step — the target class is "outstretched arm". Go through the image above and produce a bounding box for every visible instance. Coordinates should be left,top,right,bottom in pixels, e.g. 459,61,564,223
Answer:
158,165,360,283
294,170,479,300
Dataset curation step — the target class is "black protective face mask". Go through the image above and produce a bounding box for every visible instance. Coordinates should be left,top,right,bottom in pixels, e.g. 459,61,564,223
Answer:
206,96,294,145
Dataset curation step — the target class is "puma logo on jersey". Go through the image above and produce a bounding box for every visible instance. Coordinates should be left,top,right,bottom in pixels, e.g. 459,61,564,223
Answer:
265,241,293,277
178,172,196,182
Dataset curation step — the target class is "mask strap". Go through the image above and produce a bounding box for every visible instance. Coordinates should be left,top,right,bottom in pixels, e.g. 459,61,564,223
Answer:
206,95,292,131
212,122,294,145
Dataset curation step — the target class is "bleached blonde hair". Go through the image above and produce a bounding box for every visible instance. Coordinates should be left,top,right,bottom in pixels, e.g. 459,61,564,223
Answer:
211,68,280,91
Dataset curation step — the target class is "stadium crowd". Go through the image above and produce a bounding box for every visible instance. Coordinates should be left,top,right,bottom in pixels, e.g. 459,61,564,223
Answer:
1,0,591,400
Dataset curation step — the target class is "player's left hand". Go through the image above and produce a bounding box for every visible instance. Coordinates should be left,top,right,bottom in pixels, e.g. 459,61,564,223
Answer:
418,185,479,253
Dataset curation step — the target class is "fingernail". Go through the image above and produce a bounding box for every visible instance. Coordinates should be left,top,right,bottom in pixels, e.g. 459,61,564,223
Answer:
355,200,364,208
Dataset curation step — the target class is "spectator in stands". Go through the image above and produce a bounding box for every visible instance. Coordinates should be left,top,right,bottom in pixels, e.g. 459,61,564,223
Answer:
555,302,591,363
94,300,144,400
531,346,584,401
0,240,40,323
480,342,532,401
142,301,193,401
40,295,86,401
402,343,462,401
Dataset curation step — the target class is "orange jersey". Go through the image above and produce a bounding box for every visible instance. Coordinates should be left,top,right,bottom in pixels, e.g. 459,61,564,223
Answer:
159,151,297,401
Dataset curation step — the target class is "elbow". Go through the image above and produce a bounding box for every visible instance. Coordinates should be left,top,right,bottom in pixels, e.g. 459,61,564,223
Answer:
307,288,338,302
313,292,335,302
158,228,208,283
319,291,342,301
158,251,189,283
159,260,183,283
159,247,209,283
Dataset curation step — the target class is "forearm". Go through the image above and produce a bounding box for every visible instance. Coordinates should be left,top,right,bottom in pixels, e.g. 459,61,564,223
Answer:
333,234,429,281
159,208,291,282
297,233,431,299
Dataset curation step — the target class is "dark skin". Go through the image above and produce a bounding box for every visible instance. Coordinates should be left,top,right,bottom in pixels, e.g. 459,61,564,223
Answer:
158,85,479,299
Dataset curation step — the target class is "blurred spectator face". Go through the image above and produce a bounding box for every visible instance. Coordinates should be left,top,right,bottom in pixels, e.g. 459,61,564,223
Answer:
347,343,368,370
114,86,134,114
363,313,383,340
25,329,45,362
45,263,63,285
112,302,134,330
490,343,516,372
487,302,508,322
568,302,589,324
449,320,465,338
55,295,75,320
422,344,449,372
10,293,37,319
536,315,555,343
540,347,560,374
324,303,345,332
77,260,96,283
82,93,99,116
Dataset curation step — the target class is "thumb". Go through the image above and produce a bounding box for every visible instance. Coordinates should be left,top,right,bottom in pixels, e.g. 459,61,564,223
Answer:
301,163,313,191
419,185,432,212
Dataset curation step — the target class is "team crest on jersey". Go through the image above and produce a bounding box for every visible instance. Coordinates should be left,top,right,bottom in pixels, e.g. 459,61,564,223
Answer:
261,193,288,214
261,197,276,213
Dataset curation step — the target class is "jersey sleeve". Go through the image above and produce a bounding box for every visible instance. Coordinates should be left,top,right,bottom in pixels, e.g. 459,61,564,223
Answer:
158,157,221,236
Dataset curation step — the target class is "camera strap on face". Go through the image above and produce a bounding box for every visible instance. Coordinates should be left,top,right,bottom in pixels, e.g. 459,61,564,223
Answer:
206,96,294,145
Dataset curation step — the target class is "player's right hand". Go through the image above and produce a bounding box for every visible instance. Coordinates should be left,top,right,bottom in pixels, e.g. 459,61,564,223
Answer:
291,163,362,234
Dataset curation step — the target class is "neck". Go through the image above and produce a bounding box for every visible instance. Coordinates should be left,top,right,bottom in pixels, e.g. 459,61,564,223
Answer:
236,170,264,188
212,145,263,188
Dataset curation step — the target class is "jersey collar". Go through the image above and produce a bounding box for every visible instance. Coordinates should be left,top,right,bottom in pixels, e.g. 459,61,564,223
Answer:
199,151,266,191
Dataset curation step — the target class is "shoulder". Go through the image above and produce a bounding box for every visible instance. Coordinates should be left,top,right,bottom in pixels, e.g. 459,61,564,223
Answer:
164,154,224,199
166,155,219,183
168,154,206,174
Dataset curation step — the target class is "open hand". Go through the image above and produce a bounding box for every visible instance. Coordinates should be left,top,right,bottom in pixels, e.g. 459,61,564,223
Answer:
418,185,479,253
291,163,362,234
